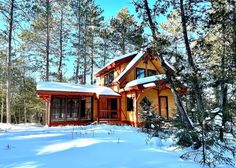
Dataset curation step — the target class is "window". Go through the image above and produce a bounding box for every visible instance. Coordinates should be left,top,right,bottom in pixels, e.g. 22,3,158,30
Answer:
51,97,66,121
80,97,92,120
109,71,114,83
104,74,109,85
104,71,114,85
147,69,156,76
136,68,145,79
127,97,134,111
140,96,151,111
110,98,117,110
67,98,79,121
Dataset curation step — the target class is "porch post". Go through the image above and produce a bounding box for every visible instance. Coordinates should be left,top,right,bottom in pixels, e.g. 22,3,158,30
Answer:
97,98,100,123
119,97,121,121
135,91,139,127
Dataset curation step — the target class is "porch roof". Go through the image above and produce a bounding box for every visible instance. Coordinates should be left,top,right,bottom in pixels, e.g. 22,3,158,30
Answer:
36,82,120,97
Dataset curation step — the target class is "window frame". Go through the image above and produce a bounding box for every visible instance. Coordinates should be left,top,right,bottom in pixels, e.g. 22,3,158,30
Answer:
104,71,114,85
147,69,157,77
136,68,145,79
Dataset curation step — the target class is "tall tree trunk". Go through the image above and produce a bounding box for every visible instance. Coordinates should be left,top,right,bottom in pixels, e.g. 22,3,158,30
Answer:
90,34,94,84
24,100,27,123
219,16,228,141
233,0,236,66
58,0,64,82
75,0,81,84
142,0,193,129
121,30,125,55
179,0,206,160
83,15,88,84
45,0,50,81
103,41,107,66
180,0,205,119
1,86,4,123
6,0,14,124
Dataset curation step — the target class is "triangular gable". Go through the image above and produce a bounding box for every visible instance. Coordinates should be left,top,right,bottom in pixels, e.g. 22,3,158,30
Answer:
113,49,176,84
95,51,138,77
113,50,146,83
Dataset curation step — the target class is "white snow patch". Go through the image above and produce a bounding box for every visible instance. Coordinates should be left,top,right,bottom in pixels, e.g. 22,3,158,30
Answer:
37,82,120,97
0,124,234,168
125,74,165,89
143,82,156,88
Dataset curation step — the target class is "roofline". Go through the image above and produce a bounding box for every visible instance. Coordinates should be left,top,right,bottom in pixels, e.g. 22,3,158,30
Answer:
113,51,147,83
95,51,138,76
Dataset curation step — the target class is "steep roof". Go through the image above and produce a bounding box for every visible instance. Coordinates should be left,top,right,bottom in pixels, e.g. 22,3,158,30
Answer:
113,50,145,83
37,82,120,97
95,51,138,76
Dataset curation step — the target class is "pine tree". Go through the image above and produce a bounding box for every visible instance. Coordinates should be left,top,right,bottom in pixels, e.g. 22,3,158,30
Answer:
110,8,144,55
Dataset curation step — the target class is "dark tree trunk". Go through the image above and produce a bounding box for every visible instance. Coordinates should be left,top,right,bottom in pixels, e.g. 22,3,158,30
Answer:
219,21,228,141
1,85,4,123
75,0,81,84
143,0,193,129
83,15,88,84
180,0,205,118
90,35,94,84
45,0,50,81
6,0,14,123
103,41,107,66
58,0,64,82
233,0,236,66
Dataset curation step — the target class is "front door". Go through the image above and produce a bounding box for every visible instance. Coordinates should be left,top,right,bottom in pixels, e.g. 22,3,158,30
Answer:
159,96,169,119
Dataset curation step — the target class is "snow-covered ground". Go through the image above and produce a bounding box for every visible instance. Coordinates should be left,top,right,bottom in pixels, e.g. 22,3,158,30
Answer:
0,124,234,168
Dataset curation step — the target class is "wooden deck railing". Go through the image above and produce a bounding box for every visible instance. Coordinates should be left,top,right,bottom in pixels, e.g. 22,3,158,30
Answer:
99,110,118,120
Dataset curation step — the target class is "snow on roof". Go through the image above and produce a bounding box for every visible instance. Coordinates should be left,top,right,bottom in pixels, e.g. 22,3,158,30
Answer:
114,50,145,82
164,59,176,72
124,74,166,89
95,51,138,75
37,82,120,97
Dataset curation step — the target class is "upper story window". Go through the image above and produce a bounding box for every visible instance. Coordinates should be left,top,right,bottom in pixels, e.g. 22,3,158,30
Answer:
104,71,114,85
147,69,157,76
136,68,145,79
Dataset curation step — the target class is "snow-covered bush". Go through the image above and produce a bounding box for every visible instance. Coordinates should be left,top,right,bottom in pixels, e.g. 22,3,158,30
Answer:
138,106,165,136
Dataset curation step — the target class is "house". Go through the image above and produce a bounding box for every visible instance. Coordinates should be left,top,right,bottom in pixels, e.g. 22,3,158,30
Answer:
36,48,181,126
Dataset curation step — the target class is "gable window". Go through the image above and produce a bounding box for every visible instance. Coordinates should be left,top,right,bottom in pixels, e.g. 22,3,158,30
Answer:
104,74,109,85
140,96,151,111
127,97,134,111
147,69,156,76
109,71,114,83
104,71,114,85
136,68,145,79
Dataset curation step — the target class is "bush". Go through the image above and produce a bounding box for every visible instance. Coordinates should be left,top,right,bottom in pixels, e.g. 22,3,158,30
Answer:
138,106,165,136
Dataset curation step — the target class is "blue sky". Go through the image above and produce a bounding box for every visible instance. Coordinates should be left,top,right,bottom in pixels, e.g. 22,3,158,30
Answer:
95,0,136,20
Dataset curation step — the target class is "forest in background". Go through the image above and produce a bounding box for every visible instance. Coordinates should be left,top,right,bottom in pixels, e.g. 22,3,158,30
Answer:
0,0,236,166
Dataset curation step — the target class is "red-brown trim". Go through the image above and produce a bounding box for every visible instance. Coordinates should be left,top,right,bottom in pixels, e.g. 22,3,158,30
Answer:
119,97,121,121
95,54,136,77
